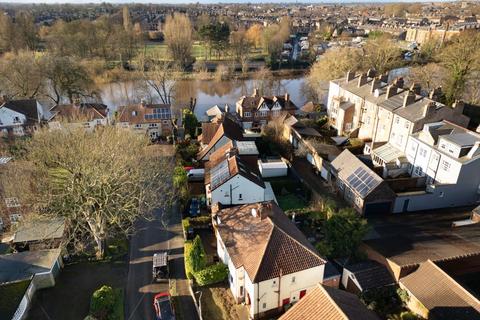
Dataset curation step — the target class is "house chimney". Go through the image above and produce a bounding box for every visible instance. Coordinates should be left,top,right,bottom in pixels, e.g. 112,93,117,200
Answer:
393,77,404,89
257,202,272,219
366,68,376,78
251,208,258,217
285,92,290,102
346,70,355,82
371,77,381,93
357,73,368,87
423,101,437,117
211,202,221,214
403,90,416,107
385,85,397,99
252,88,259,97
140,98,147,107
429,87,443,101
452,100,465,114
379,72,389,83
410,83,421,95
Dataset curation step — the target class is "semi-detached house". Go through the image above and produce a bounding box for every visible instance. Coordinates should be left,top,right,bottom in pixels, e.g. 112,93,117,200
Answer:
213,202,326,319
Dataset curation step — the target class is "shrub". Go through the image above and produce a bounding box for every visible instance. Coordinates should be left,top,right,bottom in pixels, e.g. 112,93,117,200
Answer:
182,218,191,233
90,285,115,320
189,215,211,227
184,235,206,279
194,263,229,286
400,311,418,320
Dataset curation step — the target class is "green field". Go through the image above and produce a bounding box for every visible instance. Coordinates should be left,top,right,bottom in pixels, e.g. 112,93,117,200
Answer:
141,42,266,61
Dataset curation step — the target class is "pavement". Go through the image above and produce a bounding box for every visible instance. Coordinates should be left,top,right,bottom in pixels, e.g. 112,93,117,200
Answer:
125,202,199,320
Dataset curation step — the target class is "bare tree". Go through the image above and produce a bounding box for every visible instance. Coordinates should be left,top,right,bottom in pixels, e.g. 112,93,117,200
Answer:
142,59,181,105
163,13,193,69
9,126,175,258
0,51,44,99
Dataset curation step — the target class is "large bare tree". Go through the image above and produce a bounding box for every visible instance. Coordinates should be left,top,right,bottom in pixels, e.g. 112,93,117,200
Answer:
0,51,44,99
163,13,193,69
11,126,175,258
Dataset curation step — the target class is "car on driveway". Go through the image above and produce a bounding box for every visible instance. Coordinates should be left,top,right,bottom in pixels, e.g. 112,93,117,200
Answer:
152,252,169,282
189,198,200,217
154,292,175,320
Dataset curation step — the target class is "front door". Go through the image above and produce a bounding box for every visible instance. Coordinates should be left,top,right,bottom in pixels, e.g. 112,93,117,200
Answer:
402,199,410,212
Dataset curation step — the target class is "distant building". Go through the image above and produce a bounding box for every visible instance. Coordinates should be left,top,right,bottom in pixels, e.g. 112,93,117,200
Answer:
236,89,297,129
213,202,326,319
116,102,173,140
49,103,109,131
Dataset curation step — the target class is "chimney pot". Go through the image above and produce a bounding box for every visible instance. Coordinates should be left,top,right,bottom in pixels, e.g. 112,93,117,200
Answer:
403,90,416,107
380,72,389,83
452,100,465,113
385,85,397,99
285,92,290,102
366,68,376,78
371,78,381,93
346,70,355,82
358,73,368,87
423,101,437,117
410,83,421,95
253,88,259,97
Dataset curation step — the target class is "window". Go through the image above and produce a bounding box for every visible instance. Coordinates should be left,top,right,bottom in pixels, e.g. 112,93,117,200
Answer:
395,117,400,124
442,160,451,171
414,166,423,176
439,191,445,198
13,116,20,123
229,274,233,283
282,298,290,306
10,214,22,223
419,148,427,157
405,121,410,129
272,280,277,287
135,124,142,128
131,111,137,116
148,123,158,128
262,303,267,309
291,276,296,283
238,194,243,200
240,286,244,296
244,111,251,117
259,111,268,117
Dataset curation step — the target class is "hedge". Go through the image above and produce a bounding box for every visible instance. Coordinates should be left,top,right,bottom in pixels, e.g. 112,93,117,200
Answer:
194,263,228,286
182,218,191,233
184,236,206,280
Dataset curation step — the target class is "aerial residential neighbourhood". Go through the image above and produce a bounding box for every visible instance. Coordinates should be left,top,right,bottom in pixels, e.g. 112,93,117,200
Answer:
2,1,480,320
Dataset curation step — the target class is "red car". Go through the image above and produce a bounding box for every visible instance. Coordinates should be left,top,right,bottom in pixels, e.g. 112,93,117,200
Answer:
153,292,175,320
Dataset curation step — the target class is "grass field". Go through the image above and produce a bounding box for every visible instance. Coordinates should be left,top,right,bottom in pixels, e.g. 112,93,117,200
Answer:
141,42,266,61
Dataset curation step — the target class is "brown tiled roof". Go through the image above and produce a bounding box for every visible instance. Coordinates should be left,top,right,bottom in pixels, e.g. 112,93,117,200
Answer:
216,202,326,282
117,103,171,125
197,115,244,160
238,93,298,112
279,284,379,320
199,122,220,145
51,104,107,122
400,260,480,320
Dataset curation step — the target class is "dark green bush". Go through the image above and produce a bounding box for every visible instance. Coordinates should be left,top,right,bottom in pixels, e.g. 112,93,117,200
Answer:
90,285,115,320
194,263,228,286
184,235,206,280
189,215,211,227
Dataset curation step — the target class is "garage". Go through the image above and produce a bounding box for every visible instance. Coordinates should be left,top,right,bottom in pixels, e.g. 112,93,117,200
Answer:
364,201,392,216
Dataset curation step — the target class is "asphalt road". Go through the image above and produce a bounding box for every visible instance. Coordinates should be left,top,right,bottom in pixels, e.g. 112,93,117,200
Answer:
125,204,198,320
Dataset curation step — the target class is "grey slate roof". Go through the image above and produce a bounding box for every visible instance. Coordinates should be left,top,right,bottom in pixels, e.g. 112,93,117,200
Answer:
345,260,395,291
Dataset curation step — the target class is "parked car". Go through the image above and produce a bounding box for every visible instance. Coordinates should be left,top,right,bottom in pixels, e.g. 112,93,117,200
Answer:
187,168,205,181
152,252,169,282
189,198,200,217
153,292,175,320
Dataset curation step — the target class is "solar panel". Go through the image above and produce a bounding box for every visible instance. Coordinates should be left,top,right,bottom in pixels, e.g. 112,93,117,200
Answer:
344,166,380,199
210,160,231,189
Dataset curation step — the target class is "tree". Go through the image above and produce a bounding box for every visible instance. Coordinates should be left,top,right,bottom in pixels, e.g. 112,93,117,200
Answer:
141,59,181,105
362,35,403,73
122,6,132,32
183,109,199,138
308,47,363,83
246,24,263,49
230,29,252,73
190,235,206,272
42,54,96,104
262,18,290,68
198,22,230,59
0,51,44,99
317,208,369,259
0,11,14,53
11,126,174,258
13,11,39,51
437,31,480,105
164,13,193,69
407,63,444,95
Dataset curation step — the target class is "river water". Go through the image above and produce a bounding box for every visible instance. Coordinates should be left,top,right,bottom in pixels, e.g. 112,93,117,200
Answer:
96,67,410,121
98,76,311,121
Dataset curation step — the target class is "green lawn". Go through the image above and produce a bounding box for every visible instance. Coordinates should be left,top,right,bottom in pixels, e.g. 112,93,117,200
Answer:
277,193,308,212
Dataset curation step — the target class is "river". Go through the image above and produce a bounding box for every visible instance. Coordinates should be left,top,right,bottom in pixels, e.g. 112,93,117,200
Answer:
98,76,311,121
96,67,410,121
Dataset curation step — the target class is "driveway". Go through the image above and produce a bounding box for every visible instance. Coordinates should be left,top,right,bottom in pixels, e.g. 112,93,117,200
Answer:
125,204,199,320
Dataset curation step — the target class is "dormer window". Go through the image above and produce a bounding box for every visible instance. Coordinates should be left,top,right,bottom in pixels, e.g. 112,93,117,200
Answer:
132,111,138,116
13,116,20,123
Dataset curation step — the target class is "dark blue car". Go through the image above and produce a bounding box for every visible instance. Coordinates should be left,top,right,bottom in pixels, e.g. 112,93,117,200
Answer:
189,198,200,217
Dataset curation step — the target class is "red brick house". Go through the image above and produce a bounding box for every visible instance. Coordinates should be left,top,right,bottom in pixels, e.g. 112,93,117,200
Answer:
236,89,297,129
